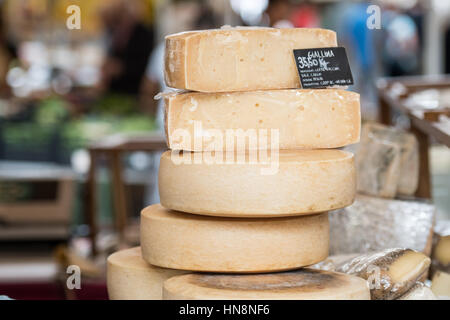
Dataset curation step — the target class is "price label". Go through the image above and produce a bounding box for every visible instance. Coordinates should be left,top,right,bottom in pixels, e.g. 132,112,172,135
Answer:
293,47,354,89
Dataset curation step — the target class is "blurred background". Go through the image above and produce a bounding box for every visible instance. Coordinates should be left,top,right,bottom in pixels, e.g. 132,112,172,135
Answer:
0,0,449,300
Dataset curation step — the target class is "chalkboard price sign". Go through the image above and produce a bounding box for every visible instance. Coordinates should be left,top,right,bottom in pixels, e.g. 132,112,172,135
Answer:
293,47,354,89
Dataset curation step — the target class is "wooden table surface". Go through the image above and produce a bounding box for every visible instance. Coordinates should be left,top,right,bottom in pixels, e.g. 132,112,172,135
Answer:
377,75,450,199
86,133,167,255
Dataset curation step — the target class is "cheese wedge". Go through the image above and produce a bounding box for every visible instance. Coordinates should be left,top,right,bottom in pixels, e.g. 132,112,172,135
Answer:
336,248,431,300
159,149,355,217
357,123,419,198
164,27,337,92
164,89,360,151
141,204,329,273
163,269,370,300
431,220,450,275
432,235,450,273
107,247,189,300
431,271,450,298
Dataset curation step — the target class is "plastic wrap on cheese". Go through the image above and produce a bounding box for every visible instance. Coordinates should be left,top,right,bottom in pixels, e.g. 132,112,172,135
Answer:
356,123,419,198
356,137,401,198
335,248,430,300
311,249,431,300
329,195,435,255
309,254,359,271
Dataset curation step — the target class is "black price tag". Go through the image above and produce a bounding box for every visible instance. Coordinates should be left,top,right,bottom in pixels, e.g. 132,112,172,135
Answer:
293,47,354,89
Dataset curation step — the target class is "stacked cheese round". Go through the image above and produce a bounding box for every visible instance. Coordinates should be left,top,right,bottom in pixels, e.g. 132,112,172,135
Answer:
141,204,329,273
159,149,356,217
163,269,370,300
107,247,189,300
164,28,337,92
106,27,363,301
164,89,361,151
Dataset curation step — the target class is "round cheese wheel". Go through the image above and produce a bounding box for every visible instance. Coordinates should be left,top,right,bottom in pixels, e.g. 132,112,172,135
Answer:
159,149,355,217
141,204,329,273
107,247,189,300
163,268,370,300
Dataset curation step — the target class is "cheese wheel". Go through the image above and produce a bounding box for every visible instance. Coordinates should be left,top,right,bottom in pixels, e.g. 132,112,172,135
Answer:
141,204,329,273
159,149,355,217
164,89,360,151
107,247,189,300
163,269,370,300
164,27,337,92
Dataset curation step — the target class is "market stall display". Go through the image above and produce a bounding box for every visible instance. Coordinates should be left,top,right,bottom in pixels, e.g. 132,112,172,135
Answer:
1,0,448,305
107,26,372,300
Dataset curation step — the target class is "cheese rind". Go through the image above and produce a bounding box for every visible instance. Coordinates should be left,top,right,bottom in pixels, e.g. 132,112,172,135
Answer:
141,204,329,273
163,269,370,300
107,247,188,300
164,89,360,151
164,27,337,92
159,149,356,217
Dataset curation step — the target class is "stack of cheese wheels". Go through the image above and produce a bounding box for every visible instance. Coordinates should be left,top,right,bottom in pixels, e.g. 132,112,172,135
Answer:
107,27,370,300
